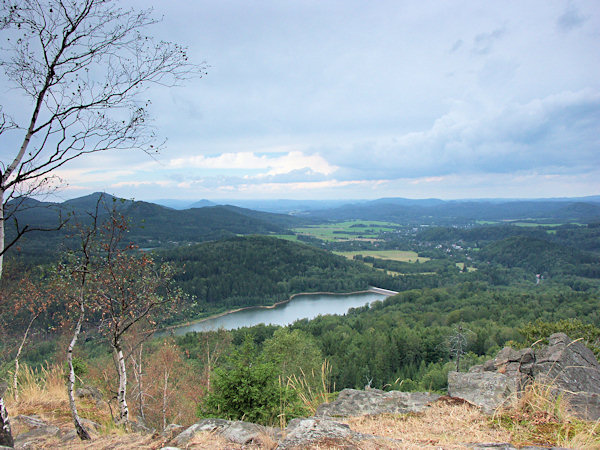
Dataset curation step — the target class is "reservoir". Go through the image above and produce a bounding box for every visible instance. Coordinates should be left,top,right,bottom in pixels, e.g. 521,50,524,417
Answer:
171,291,392,335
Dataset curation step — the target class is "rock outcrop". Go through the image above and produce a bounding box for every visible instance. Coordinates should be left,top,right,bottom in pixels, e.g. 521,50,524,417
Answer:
173,418,278,447
315,388,440,417
448,333,600,420
276,417,401,449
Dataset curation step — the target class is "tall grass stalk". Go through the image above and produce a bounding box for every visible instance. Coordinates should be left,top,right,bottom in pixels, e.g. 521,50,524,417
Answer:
287,360,333,415
495,380,600,448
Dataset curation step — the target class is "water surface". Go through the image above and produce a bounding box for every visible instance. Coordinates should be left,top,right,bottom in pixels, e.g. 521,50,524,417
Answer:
172,291,387,334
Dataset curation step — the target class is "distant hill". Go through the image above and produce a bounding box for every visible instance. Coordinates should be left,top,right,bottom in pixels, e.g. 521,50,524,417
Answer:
188,199,217,208
478,236,600,277
4,193,308,263
306,199,600,224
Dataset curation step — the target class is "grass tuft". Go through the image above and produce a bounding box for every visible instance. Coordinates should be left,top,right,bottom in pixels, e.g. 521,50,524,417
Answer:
494,380,600,449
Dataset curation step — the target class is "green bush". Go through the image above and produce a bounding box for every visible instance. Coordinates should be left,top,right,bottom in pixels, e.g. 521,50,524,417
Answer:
198,338,305,425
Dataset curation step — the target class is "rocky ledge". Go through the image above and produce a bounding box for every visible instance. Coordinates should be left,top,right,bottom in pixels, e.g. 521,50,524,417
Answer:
448,333,600,420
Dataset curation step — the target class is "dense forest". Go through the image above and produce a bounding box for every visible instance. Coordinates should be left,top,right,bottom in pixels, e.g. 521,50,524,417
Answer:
1,193,599,430
158,235,380,321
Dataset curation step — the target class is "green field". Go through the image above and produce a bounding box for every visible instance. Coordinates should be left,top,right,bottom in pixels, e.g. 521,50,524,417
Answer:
334,250,429,263
293,220,399,241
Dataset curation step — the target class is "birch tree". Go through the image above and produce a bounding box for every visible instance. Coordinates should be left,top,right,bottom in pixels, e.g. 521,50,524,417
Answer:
0,1,202,443
91,212,179,424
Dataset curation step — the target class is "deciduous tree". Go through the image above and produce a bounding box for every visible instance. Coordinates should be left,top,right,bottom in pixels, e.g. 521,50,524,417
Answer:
0,0,202,443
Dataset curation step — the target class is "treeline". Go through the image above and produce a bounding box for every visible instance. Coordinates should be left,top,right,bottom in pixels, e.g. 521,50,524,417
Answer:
478,236,600,278
176,280,600,395
416,223,600,253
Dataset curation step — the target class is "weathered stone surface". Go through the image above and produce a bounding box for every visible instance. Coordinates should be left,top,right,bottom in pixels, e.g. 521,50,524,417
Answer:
161,423,184,440
315,388,440,418
12,415,47,429
75,385,103,401
14,425,60,447
276,417,401,449
449,333,600,420
448,371,518,414
173,418,277,446
533,333,600,393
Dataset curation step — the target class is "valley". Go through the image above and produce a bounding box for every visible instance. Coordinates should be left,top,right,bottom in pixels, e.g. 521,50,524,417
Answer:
1,193,599,445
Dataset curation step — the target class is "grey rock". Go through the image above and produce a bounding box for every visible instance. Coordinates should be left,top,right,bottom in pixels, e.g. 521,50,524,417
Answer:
161,423,184,439
12,415,47,429
14,425,60,447
315,388,440,418
80,418,101,432
276,417,401,449
448,371,518,415
75,385,102,402
533,333,600,393
174,418,276,446
449,333,600,420
160,448,182,450
60,429,79,442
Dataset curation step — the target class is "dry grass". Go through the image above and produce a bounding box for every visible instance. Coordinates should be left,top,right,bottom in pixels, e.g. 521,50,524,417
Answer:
494,381,600,449
7,364,68,415
286,360,334,417
343,398,511,448
6,364,598,449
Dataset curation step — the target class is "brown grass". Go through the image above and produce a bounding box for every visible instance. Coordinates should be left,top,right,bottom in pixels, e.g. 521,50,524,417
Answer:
342,399,511,448
494,381,600,449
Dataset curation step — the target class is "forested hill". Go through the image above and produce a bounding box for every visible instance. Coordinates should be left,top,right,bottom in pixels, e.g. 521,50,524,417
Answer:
479,236,600,277
157,235,381,320
306,198,600,224
5,192,308,263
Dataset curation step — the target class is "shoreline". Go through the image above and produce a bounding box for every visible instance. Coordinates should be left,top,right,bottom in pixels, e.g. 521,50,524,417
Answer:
160,287,398,333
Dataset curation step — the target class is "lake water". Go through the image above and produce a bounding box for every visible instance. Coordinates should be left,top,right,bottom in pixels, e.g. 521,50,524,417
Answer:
171,291,389,335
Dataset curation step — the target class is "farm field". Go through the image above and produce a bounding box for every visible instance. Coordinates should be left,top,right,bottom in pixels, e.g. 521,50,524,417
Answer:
334,250,430,263
293,220,399,241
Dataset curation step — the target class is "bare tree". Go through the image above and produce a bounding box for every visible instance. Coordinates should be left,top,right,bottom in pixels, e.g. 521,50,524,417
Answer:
0,0,202,443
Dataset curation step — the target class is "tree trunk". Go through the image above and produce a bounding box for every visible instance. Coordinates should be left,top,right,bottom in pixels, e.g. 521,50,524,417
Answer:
114,343,129,424
0,385,13,448
162,369,169,431
13,313,38,402
0,191,13,448
67,302,91,440
130,344,146,423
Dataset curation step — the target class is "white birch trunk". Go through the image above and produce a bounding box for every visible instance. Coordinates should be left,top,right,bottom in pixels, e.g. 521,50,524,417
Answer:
67,301,91,440
115,344,129,424
13,313,38,402
0,189,5,283
0,191,13,448
162,369,169,431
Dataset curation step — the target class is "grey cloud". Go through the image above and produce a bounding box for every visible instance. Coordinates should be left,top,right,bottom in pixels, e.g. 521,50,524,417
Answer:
322,90,600,180
449,39,463,53
557,4,587,32
472,28,506,55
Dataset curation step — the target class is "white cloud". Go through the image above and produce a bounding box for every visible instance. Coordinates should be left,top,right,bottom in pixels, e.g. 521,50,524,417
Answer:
167,151,337,177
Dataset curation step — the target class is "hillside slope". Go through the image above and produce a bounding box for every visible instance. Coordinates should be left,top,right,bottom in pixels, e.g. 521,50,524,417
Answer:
158,235,380,318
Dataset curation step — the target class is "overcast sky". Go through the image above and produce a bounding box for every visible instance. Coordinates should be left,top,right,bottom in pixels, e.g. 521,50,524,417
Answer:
5,1,600,201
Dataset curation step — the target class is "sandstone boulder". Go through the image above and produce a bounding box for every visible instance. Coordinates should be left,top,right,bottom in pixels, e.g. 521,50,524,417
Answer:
315,388,440,418
173,418,278,447
276,417,401,449
448,333,600,420
447,372,517,414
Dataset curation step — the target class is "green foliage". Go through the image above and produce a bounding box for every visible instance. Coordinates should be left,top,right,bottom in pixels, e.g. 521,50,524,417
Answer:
262,328,323,384
519,318,600,357
199,338,305,425
70,356,88,377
